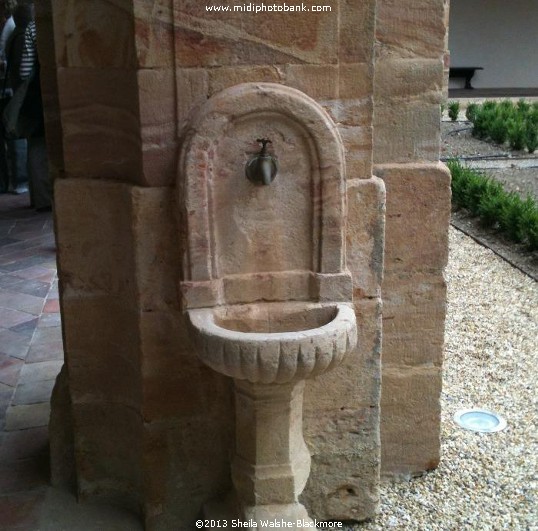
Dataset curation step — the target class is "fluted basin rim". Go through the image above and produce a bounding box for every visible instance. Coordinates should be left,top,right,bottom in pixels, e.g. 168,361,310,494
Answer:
187,302,357,384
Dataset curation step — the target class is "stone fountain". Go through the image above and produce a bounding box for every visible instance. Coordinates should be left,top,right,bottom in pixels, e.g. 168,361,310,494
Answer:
180,83,359,525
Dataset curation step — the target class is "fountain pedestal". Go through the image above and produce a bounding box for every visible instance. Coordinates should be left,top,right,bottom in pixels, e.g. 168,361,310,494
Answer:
232,380,311,526
187,302,357,527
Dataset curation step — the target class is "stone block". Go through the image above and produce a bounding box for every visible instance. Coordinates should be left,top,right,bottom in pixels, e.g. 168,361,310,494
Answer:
49,365,76,489
375,58,444,102
175,67,209,133
284,65,339,100
322,98,372,128
382,271,446,367
338,124,373,178
130,188,180,311
381,367,442,477
138,69,176,128
209,65,284,96
134,0,175,67
338,0,377,63
173,2,337,67
57,68,143,182
55,179,136,298
51,0,137,68
61,297,141,406
373,101,441,163
376,162,451,272
72,401,143,511
346,177,385,298
376,0,447,60
303,297,381,520
338,63,374,99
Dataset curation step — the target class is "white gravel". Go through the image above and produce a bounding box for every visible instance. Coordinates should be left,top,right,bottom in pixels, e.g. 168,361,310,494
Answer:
354,227,538,530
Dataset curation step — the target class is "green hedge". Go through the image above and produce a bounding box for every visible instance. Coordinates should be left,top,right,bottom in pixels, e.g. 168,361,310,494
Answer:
447,159,538,251
465,100,538,153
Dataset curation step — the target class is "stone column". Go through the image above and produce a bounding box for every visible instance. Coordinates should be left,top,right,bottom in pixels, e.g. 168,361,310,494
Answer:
374,0,451,478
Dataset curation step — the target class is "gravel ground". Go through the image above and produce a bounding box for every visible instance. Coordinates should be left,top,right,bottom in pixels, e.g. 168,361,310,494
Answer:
350,227,538,531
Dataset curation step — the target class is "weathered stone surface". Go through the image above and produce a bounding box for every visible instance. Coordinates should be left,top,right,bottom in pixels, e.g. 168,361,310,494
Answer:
375,58,444,102
73,402,143,511
284,64,339,100
131,188,180,311
303,297,382,521
49,366,76,490
208,65,284,96
173,1,338,67
346,177,386,299
382,272,446,367
376,0,448,59
54,179,137,299
57,68,143,183
381,367,442,477
51,0,137,68
373,101,441,163
376,163,451,271
134,0,175,68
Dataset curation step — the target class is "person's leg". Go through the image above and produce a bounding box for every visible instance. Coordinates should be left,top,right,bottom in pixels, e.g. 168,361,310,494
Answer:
7,138,28,193
27,136,51,210
0,133,8,192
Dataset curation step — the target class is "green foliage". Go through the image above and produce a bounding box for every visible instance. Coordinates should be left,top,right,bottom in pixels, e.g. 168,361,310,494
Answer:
507,118,526,150
448,101,460,121
468,99,537,152
465,103,479,122
490,117,508,145
447,159,538,250
524,122,538,153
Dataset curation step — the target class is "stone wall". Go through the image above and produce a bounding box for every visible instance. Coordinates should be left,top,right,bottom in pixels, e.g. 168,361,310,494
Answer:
39,1,390,529
374,0,451,477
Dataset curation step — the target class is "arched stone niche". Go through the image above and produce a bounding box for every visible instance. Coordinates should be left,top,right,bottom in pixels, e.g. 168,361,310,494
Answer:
178,83,352,309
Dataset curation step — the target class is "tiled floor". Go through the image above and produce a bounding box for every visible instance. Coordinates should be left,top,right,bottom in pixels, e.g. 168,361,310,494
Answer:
0,193,141,530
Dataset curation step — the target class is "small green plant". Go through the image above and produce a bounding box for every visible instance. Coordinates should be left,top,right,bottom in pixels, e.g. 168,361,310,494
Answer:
441,102,446,114
447,159,538,251
490,116,508,145
448,101,460,121
524,122,538,153
517,99,531,114
465,103,479,122
507,118,526,150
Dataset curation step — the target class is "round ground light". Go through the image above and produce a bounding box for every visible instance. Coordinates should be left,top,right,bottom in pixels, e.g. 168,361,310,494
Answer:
454,409,507,433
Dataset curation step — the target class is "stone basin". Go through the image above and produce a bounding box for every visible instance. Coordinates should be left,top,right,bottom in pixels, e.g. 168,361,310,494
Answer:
187,302,357,384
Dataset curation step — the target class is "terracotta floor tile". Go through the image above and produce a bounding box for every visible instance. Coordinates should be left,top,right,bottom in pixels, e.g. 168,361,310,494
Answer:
0,355,24,387
43,300,60,314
